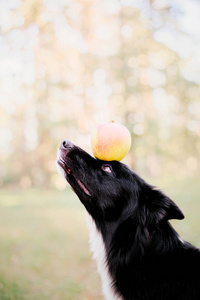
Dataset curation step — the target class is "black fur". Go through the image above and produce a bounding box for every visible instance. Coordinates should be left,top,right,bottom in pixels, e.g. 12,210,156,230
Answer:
57,140,200,300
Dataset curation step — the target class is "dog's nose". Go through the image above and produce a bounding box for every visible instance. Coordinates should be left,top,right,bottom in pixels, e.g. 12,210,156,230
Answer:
60,139,74,151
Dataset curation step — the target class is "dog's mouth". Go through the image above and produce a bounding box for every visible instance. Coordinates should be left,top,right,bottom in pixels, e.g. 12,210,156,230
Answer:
57,156,91,197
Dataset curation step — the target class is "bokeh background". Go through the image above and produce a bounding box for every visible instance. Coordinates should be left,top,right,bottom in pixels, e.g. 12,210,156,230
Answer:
0,0,200,299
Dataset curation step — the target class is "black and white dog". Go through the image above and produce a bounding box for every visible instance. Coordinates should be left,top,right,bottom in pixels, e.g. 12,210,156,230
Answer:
57,140,200,300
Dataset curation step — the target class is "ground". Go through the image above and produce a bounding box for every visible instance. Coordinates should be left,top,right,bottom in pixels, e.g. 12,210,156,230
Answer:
0,177,199,300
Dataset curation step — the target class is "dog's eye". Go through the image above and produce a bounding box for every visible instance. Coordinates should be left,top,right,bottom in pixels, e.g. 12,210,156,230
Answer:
102,164,112,173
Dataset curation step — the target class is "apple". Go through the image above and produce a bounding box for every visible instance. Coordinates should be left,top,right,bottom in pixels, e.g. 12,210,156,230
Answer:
91,122,132,161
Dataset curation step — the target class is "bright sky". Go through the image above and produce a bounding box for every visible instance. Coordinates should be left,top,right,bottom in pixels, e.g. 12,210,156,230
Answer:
175,0,200,39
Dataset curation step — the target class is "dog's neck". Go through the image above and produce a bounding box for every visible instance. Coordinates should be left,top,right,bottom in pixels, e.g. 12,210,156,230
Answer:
86,213,123,300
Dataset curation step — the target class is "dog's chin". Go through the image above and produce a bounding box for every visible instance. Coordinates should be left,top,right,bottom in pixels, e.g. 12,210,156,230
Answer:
56,159,67,179
56,157,91,197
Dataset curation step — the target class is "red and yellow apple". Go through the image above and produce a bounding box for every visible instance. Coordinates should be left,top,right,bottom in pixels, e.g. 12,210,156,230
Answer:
91,122,132,161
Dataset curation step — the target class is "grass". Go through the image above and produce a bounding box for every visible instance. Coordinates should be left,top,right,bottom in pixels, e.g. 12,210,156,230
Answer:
0,178,199,299
0,189,103,300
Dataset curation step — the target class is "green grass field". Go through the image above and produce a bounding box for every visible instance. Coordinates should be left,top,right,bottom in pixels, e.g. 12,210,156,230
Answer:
0,178,200,299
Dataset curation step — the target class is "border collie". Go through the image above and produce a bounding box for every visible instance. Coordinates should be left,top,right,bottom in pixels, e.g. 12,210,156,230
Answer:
57,140,200,300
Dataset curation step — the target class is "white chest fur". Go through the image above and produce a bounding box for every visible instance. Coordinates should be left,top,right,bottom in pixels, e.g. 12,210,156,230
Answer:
86,213,123,300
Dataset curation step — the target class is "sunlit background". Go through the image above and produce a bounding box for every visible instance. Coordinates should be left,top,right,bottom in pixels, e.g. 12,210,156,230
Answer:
1,0,200,189
0,0,200,299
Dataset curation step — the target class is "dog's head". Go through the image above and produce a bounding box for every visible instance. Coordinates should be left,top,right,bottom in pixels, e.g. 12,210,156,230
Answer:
57,140,184,228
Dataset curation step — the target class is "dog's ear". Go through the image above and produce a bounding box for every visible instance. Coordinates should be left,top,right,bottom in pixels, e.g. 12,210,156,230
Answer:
145,187,184,223
161,195,184,221
138,185,184,229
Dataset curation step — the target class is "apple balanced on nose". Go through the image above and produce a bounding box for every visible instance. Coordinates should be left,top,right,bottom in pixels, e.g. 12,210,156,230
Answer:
91,122,132,161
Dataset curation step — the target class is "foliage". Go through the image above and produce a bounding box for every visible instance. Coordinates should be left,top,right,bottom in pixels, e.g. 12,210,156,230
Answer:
0,0,200,188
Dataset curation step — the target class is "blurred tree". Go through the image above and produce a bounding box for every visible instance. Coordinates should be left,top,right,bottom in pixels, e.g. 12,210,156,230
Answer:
0,0,199,188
